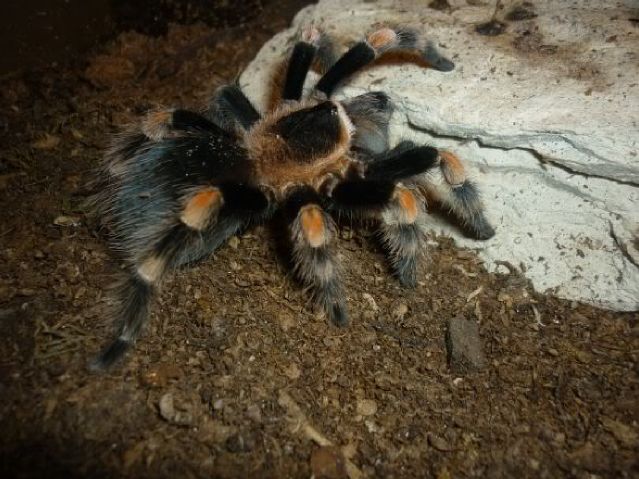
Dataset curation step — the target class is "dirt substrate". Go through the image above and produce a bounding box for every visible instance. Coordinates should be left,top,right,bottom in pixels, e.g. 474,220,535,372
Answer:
1,3,638,478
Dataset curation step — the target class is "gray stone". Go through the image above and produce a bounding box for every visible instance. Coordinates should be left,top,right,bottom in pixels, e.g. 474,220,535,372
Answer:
240,0,639,311
445,316,486,373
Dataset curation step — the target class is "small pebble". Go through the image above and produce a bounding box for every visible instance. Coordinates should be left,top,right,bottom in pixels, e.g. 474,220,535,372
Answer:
282,362,301,380
246,404,262,423
53,215,81,227
428,433,452,451
356,398,378,416
362,293,379,311
392,302,408,319
225,431,256,453
158,393,195,426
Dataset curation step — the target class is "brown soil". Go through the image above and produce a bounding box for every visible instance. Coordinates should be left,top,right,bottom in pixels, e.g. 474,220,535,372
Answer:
1,2,638,478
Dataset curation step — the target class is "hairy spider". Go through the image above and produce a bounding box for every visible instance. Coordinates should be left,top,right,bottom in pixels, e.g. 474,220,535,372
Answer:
91,26,495,370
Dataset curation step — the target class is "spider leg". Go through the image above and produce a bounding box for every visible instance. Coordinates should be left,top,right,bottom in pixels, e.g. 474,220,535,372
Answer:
328,146,440,286
140,108,222,141
378,186,426,287
92,184,270,370
414,150,495,240
329,180,426,287
282,27,322,101
285,187,348,327
365,144,439,181
327,145,438,213
174,183,272,266
343,91,394,155
315,26,454,97
358,143,494,240
206,84,261,133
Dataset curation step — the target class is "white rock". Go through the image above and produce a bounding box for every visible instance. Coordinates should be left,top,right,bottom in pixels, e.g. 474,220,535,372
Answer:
240,0,639,311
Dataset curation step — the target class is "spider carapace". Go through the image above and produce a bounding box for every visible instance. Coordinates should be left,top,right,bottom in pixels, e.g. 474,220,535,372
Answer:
91,26,495,370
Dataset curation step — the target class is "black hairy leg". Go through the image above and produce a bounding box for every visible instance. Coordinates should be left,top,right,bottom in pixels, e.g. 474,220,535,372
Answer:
328,143,438,215
415,151,495,240
315,26,455,97
92,185,269,370
379,186,426,287
92,187,224,370
329,179,396,212
314,42,375,98
329,180,425,287
206,84,261,133
327,145,441,286
365,143,439,181
282,26,322,101
343,91,394,154
174,184,272,266
285,187,348,327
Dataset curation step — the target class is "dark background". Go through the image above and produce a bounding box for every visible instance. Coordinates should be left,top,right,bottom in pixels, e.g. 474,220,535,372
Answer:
0,0,270,75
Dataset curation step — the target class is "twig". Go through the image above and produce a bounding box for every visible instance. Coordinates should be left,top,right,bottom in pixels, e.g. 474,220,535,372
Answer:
453,264,477,278
466,285,483,303
532,305,545,327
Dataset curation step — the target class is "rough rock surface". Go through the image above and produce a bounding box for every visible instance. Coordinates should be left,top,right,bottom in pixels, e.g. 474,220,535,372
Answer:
240,0,639,311
446,316,487,373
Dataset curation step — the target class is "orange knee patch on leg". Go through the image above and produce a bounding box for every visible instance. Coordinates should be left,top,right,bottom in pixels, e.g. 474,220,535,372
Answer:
367,28,398,50
396,188,418,224
180,188,223,230
300,205,327,248
440,151,467,187
142,110,173,140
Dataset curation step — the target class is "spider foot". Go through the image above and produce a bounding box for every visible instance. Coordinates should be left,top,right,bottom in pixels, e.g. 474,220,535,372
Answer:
327,302,349,327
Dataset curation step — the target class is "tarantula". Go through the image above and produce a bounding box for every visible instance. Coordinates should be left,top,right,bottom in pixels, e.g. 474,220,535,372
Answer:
91,26,495,370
